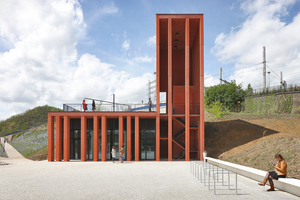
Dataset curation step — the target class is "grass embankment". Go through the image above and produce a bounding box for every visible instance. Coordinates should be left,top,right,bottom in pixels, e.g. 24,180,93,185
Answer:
206,112,300,179
0,105,61,137
0,143,8,157
10,124,50,160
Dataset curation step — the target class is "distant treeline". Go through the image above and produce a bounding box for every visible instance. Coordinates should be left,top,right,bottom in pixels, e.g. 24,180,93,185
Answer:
0,105,61,137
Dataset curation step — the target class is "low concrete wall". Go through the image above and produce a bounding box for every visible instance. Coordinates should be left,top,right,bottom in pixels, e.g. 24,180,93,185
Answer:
205,157,300,197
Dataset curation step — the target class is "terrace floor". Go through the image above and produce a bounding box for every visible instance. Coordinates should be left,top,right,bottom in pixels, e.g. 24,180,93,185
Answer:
0,157,299,199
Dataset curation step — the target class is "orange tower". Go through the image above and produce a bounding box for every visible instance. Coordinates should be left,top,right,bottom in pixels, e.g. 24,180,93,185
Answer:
48,14,204,162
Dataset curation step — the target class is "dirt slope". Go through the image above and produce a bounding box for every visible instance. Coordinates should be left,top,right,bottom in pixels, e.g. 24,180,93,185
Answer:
206,114,300,179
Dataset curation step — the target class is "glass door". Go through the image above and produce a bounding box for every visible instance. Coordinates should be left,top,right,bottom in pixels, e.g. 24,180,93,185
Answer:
140,130,155,160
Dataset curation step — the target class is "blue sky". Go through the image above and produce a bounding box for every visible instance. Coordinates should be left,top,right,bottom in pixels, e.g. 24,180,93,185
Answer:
0,0,300,120
77,0,246,76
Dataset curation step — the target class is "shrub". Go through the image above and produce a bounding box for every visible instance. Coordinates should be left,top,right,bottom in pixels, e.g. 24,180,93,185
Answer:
208,101,225,119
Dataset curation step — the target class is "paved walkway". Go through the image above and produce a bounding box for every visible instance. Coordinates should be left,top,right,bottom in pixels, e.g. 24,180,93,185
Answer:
0,160,299,200
4,143,28,160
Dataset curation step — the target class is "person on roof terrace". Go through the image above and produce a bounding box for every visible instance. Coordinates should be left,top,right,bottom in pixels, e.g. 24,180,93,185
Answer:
82,100,87,112
258,154,287,191
92,100,96,112
148,98,152,112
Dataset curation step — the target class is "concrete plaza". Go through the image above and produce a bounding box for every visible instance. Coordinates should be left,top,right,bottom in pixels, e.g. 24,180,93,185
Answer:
0,157,299,200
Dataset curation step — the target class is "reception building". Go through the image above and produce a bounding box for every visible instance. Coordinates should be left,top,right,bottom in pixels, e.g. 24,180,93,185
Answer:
48,14,205,162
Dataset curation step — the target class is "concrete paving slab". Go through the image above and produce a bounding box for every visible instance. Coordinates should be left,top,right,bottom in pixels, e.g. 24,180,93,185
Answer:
0,161,299,200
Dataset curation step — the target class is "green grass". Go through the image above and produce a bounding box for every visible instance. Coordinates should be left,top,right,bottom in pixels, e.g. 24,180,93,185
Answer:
24,145,48,157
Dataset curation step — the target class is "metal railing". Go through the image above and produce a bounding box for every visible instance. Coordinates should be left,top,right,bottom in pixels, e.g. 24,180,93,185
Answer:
249,83,300,96
63,100,167,112
190,160,239,195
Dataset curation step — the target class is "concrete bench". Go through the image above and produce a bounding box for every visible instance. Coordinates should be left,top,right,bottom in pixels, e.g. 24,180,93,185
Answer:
205,157,300,197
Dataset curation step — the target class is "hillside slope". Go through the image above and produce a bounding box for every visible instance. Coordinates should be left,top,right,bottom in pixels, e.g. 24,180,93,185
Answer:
0,105,61,137
10,123,49,160
206,113,300,179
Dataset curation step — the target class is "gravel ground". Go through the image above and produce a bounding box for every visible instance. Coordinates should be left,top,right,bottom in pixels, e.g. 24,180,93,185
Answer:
0,160,299,200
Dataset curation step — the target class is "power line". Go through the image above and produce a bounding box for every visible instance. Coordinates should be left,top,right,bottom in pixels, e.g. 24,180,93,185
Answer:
266,64,280,79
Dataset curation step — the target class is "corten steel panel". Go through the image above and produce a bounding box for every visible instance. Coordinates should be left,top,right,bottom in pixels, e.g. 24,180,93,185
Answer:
159,49,168,92
55,116,62,161
119,116,123,160
81,116,87,161
185,18,190,161
135,116,139,161
126,116,131,161
101,116,107,161
172,49,185,86
93,116,99,161
48,116,54,161
167,18,173,161
156,15,160,115
156,116,160,161
199,16,205,161
63,116,70,161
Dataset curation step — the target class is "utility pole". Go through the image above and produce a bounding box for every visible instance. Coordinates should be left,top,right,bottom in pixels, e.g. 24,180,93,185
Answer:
267,71,271,88
220,67,222,85
219,67,230,85
113,94,115,112
280,71,287,91
147,80,156,100
148,80,151,99
263,46,267,92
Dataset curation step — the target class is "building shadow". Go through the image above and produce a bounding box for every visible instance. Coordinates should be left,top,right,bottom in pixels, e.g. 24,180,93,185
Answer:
205,119,279,158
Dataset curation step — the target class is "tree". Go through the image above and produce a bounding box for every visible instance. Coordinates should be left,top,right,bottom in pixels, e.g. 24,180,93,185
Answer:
246,84,253,96
205,82,246,110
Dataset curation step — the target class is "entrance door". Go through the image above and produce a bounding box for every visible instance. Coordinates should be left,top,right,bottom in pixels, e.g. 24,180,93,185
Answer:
107,129,119,160
140,130,155,160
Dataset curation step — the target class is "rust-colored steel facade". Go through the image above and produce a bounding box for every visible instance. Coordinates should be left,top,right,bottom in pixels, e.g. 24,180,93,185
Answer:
48,14,204,162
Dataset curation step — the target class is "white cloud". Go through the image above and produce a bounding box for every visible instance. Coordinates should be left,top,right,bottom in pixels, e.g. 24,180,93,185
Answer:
211,0,300,89
122,39,131,52
131,56,152,63
147,35,156,46
88,2,119,23
99,3,119,15
0,0,154,120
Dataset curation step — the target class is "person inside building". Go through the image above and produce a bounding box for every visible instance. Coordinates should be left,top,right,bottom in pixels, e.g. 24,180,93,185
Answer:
92,100,96,112
111,146,116,163
82,100,87,112
258,154,287,191
120,146,125,163
148,98,152,112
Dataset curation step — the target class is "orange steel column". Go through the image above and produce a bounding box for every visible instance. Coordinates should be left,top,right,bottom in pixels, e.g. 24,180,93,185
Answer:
48,115,54,161
156,115,160,161
185,18,190,161
93,116,99,161
156,15,160,114
64,116,70,161
119,116,123,160
101,116,107,161
167,17,173,161
81,116,87,161
127,116,131,161
55,116,62,161
199,15,205,161
135,116,139,161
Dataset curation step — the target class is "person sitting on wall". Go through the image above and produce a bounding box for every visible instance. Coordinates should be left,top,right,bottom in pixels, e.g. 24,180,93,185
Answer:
258,154,287,191
82,100,87,112
148,98,152,112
